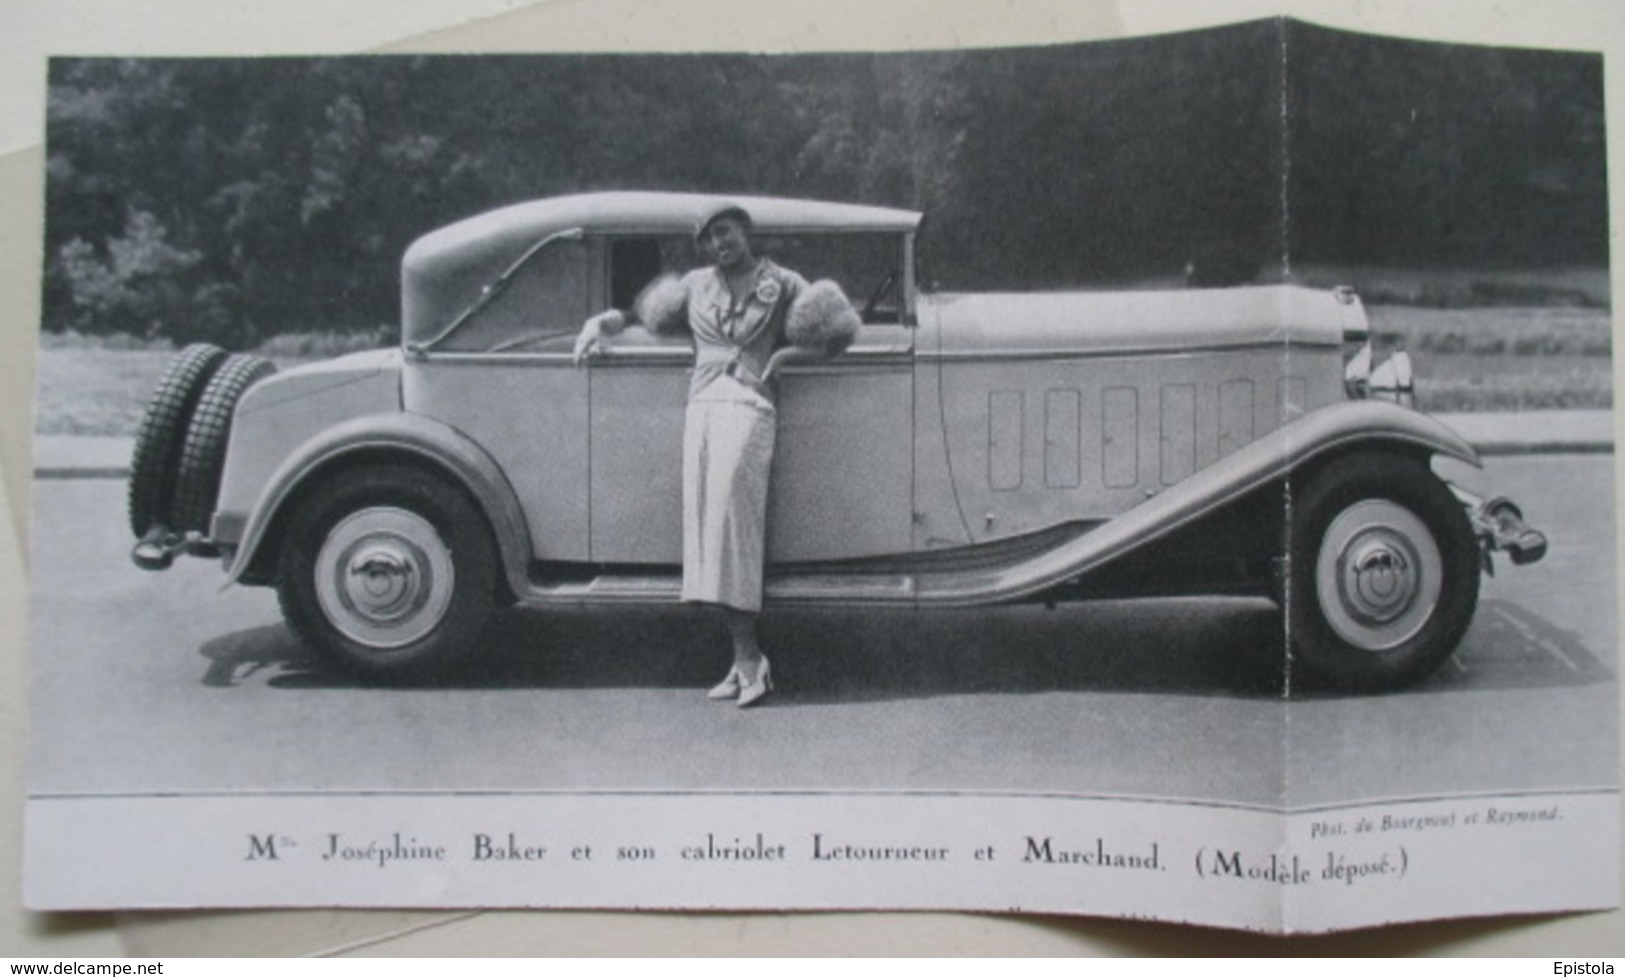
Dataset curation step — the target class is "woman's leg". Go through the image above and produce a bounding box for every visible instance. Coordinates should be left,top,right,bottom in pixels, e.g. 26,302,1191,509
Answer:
705,605,765,699
725,608,772,706
726,608,764,677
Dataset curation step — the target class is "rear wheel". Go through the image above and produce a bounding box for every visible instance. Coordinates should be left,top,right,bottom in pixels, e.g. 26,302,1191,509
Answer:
127,343,227,537
276,464,496,681
169,354,276,534
1288,452,1480,691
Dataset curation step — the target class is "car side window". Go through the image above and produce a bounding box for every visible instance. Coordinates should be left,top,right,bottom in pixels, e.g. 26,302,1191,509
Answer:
601,236,701,350
756,233,905,325
597,231,912,352
610,238,664,310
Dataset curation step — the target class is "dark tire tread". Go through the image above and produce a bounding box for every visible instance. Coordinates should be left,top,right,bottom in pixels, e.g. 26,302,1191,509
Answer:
169,354,276,534
1288,452,1480,692
126,343,228,537
276,464,496,682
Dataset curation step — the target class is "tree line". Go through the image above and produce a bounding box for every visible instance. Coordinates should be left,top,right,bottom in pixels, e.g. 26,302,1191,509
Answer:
42,20,1605,347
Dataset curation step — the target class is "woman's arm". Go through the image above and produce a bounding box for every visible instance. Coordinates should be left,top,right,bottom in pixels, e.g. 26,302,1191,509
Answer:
762,344,824,380
783,279,861,353
634,274,690,336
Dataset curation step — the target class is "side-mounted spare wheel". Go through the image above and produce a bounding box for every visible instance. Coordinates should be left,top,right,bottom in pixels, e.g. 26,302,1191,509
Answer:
168,353,277,535
128,343,228,538
276,464,497,681
1287,452,1481,692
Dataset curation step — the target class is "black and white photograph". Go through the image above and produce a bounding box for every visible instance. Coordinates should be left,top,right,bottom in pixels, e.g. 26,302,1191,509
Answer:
18,10,1618,936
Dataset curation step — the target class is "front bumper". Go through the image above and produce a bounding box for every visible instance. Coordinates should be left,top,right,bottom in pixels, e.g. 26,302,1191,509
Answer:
1453,487,1548,572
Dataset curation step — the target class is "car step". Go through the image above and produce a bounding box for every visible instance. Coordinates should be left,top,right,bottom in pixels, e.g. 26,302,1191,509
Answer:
519,572,917,606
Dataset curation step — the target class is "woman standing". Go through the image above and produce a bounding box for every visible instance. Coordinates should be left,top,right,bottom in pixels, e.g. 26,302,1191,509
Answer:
574,203,855,707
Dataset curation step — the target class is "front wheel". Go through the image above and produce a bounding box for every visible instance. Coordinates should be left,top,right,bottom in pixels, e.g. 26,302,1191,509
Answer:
277,464,496,681
1287,452,1480,692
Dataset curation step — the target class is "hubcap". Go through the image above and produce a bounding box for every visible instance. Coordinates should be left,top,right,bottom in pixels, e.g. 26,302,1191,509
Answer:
315,507,455,649
1315,500,1442,651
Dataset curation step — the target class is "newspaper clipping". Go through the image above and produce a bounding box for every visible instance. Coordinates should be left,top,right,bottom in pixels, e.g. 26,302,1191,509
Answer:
23,19,1618,933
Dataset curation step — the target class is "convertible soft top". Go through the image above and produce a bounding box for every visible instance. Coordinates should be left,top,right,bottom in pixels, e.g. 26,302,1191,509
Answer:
401,192,924,341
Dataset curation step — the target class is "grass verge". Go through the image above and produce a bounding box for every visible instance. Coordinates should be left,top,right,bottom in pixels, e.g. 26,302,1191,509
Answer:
1368,305,1612,412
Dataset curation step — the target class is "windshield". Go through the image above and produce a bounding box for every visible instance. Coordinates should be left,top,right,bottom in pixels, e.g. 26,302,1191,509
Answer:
429,234,590,353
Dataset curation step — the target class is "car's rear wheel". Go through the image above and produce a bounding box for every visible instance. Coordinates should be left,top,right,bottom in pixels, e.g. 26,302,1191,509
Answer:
169,353,276,534
1287,452,1480,691
276,464,495,681
127,343,228,538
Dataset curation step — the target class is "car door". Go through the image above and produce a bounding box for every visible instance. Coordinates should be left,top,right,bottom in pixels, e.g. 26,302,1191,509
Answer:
586,234,916,566
401,232,593,562
586,322,916,566
768,323,915,562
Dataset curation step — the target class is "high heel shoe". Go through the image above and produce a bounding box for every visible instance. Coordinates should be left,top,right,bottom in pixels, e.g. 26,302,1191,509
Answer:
707,666,744,700
736,656,773,708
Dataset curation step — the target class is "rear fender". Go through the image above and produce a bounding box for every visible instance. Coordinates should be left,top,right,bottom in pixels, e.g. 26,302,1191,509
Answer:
914,400,1480,604
222,412,532,596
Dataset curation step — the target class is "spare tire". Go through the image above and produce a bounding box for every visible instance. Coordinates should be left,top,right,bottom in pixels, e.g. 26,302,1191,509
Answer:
127,343,228,538
168,353,277,535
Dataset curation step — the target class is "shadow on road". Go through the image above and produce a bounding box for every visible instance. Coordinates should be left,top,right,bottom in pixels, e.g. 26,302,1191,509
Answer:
199,624,320,687
196,597,1610,704
200,599,1292,699
1278,599,1612,699
759,600,1294,705
1422,598,1612,690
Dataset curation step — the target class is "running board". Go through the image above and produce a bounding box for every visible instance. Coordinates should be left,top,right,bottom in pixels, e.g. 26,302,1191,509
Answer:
517,572,918,607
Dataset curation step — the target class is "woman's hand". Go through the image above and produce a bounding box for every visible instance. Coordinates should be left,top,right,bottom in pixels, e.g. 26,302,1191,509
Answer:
573,310,626,366
762,345,822,381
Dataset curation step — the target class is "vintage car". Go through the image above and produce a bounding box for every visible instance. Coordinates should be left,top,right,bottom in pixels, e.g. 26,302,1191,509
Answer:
127,191,1546,690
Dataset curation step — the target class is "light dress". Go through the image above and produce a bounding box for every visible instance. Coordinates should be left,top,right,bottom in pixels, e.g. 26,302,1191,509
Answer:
670,259,806,612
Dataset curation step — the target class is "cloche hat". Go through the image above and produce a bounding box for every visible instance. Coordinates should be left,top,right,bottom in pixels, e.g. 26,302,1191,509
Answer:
695,202,753,242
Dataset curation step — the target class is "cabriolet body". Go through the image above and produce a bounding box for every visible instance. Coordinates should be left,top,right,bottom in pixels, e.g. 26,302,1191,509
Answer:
127,191,1546,689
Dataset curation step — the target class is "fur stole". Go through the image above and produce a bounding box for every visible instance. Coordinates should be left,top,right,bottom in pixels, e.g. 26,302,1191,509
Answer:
633,273,689,335
785,279,860,354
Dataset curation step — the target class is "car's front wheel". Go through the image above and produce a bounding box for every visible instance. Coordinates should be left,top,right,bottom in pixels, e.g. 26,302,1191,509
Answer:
277,464,496,681
1287,452,1480,692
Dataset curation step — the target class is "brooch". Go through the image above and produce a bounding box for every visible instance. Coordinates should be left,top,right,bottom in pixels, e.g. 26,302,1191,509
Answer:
754,278,782,305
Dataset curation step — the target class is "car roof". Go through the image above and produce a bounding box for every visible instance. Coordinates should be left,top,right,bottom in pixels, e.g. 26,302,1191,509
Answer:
401,192,922,343
405,191,923,271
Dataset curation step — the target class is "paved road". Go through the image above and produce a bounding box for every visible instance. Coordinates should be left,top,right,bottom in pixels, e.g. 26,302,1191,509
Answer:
27,456,1616,807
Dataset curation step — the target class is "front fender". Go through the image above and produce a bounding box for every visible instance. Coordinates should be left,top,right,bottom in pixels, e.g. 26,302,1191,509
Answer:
913,400,1480,604
222,412,532,596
